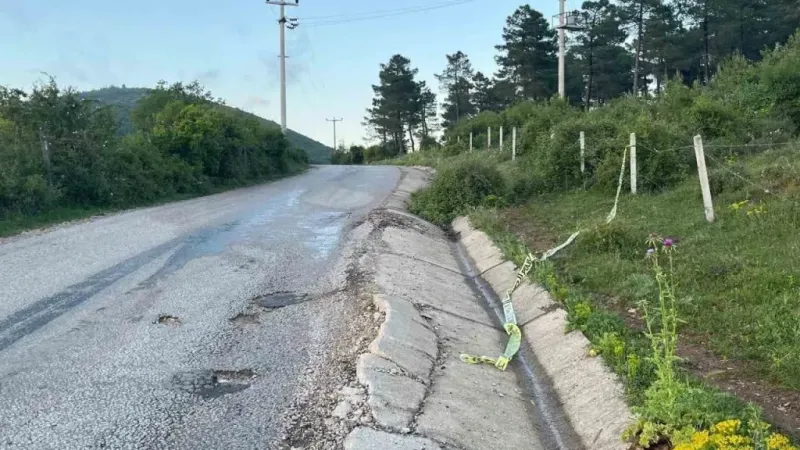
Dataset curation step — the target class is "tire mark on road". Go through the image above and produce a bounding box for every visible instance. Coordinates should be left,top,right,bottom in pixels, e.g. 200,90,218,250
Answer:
0,239,182,352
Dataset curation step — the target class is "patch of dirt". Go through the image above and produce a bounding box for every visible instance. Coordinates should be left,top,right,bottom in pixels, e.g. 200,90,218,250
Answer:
500,207,560,254
368,209,426,233
604,296,800,440
678,334,800,440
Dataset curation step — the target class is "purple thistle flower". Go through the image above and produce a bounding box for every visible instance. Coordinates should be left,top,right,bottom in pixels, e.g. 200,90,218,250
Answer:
663,238,674,248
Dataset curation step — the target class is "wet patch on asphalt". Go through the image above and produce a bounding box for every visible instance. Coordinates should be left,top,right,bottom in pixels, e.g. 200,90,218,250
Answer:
169,369,257,399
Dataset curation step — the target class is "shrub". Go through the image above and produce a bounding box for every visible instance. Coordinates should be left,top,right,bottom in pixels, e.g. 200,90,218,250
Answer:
410,157,507,226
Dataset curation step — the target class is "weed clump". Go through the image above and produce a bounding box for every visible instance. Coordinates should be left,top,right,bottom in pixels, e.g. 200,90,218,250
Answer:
410,157,506,226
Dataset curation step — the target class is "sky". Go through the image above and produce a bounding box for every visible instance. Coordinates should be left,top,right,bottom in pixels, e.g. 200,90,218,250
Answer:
0,0,561,148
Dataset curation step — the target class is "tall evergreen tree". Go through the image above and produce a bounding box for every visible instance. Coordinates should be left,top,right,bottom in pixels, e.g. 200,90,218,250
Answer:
495,5,558,100
572,0,633,107
472,72,497,113
435,51,476,129
365,54,421,154
619,0,659,93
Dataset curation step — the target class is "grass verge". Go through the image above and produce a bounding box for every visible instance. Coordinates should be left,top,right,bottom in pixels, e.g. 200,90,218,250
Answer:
406,145,800,448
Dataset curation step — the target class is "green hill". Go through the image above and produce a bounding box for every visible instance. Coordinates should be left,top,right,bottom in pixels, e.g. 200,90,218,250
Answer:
82,86,332,164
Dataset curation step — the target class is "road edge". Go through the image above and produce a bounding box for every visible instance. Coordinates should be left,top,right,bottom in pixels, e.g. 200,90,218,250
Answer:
451,215,634,450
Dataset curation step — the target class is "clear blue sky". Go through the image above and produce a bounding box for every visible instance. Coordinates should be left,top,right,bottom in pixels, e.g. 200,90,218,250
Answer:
0,0,560,148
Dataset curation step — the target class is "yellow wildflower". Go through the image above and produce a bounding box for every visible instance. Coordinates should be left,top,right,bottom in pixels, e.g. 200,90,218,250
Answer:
712,419,742,436
767,433,798,450
691,430,711,447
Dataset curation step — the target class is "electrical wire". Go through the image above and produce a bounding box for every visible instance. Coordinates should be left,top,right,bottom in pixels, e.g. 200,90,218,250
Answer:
299,0,476,27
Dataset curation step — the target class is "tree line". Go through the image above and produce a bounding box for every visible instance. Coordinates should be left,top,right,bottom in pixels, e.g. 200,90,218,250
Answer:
0,79,308,220
336,0,798,162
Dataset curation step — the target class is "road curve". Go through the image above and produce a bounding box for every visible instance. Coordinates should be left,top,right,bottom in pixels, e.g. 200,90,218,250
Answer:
0,165,401,449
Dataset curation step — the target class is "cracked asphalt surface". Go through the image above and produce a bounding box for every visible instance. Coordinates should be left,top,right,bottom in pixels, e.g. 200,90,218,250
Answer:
0,165,401,450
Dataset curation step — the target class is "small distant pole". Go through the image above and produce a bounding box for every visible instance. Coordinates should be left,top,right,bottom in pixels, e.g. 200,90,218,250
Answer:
457,135,461,144
693,135,715,223
499,126,504,151
512,127,517,161
326,117,343,151
469,132,473,152
629,132,637,194
579,131,585,174
487,127,492,149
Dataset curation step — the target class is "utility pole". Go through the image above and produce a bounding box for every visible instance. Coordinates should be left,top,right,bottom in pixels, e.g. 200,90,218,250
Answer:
326,117,343,151
266,0,299,134
557,0,566,99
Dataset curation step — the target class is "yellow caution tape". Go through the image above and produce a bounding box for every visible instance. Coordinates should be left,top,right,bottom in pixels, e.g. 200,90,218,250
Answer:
460,323,521,371
462,145,629,372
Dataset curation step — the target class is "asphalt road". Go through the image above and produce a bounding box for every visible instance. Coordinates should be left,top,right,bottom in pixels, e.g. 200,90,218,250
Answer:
0,165,401,450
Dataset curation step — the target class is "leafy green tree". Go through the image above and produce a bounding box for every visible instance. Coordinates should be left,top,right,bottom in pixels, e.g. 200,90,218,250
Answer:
495,5,558,100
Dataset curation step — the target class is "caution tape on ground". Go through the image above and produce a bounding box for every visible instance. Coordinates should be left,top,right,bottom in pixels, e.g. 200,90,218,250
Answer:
460,145,629,372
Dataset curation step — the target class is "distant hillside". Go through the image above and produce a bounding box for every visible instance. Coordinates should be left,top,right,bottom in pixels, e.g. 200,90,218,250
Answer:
82,86,332,164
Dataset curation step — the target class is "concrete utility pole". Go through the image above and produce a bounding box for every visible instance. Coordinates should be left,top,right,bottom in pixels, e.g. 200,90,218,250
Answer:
266,0,299,133
326,117,343,151
558,0,566,99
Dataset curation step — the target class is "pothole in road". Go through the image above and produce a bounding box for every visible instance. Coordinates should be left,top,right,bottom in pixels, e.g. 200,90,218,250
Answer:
169,369,257,399
229,312,261,326
252,291,310,310
156,314,181,326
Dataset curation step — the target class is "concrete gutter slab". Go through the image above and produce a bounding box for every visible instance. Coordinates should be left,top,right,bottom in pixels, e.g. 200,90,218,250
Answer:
452,216,633,450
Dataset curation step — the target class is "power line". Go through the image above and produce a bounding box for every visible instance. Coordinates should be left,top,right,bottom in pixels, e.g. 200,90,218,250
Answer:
300,0,476,27
299,0,474,21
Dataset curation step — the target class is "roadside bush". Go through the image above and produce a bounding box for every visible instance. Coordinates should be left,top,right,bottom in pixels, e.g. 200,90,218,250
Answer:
410,157,506,226
0,78,307,221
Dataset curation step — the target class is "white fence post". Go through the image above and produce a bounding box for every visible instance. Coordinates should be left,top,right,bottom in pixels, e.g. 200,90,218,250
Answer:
457,135,461,144
580,131,585,174
469,132,473,152
488,127,492,149
512,127,517,161
693,135,715,223
499,126,504,151
629,132,637,194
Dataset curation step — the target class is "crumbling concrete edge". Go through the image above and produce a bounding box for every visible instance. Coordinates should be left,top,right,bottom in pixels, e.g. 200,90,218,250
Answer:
342,167,446,449
451,215,633,450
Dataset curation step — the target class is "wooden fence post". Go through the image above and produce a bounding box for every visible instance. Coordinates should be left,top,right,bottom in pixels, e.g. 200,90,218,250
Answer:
469,132,473,152
488,127,492,149
512,127,517,161
693,135,715,223
580,131,585,174
630,132,637,194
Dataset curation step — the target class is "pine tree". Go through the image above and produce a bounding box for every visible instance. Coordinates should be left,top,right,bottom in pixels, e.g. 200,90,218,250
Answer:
495,5,558,100
435,51,476,129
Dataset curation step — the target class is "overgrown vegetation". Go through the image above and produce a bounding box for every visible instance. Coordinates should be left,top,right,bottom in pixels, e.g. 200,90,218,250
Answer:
0,79,308,235
83,85,333,164
397,21,800,450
